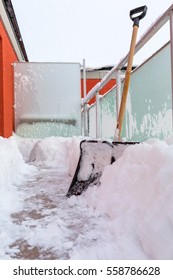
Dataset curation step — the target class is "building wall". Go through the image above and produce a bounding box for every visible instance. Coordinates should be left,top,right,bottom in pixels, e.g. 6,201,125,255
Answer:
0,20,18,137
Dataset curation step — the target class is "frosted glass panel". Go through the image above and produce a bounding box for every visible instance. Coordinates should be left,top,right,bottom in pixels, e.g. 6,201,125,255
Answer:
100,87,116,139
14,62,81,137
89,87,117,139
124,43,172,141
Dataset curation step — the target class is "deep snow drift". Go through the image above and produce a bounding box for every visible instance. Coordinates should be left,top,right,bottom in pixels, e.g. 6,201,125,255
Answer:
0,134,173,259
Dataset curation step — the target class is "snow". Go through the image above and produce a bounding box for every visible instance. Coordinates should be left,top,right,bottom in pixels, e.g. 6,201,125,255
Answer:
0,134,173,259
78,141,115,181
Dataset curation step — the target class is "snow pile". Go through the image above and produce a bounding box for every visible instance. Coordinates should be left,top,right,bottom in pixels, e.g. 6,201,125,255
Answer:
15,134,81,175
29,137,69,167
13,134,38,161
0,136,34,213
82,138,173,259
0,136,36,258
28,136,81,175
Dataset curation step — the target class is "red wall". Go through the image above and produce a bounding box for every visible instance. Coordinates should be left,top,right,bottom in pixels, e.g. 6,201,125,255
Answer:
0,20,18,137
81,78,116,105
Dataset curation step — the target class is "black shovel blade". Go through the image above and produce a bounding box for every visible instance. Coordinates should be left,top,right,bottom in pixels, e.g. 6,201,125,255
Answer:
66,140,139,197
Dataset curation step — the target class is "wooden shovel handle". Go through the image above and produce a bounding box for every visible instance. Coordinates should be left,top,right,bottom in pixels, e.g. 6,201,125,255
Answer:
116,25,138,140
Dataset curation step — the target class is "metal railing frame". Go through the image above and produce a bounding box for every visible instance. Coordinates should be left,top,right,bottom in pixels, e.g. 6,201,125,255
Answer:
81,4,173,137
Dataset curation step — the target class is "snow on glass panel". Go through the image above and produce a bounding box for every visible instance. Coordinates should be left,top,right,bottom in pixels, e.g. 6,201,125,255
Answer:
14,62,81,138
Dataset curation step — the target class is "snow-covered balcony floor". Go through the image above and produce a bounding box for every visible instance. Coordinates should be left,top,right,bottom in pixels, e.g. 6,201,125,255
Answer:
9,166,108,260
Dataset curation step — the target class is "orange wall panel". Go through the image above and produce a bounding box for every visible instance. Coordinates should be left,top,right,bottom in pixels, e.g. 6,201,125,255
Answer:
0,20,18,137
0,37,3,135
81,78,116,105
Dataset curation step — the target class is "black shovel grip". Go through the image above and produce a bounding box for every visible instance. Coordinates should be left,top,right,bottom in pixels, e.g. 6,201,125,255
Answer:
130,5,147,27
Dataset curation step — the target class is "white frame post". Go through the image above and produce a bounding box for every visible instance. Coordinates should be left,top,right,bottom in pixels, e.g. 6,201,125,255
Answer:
83,58,88,136
115,70,121,120
96,91,100,138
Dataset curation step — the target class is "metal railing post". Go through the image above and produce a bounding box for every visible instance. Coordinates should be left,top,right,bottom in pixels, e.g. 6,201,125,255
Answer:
170,13,173,131
96,92,101,138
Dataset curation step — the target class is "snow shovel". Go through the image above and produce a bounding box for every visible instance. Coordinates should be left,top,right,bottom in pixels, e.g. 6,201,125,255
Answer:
66,6,147,198
66,140,137,197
